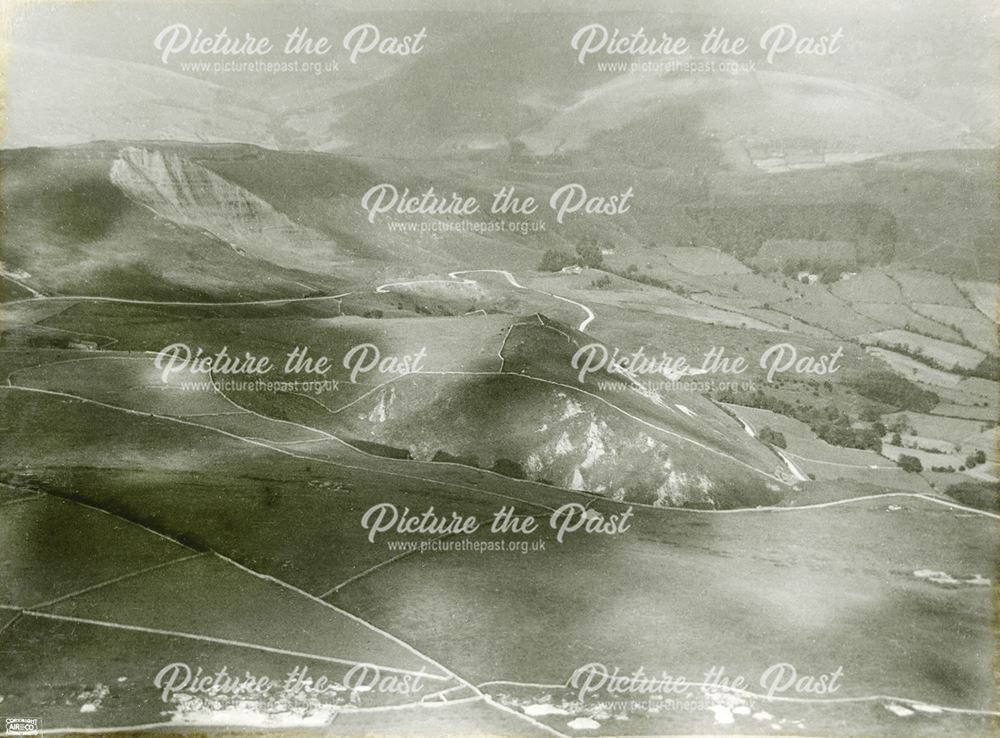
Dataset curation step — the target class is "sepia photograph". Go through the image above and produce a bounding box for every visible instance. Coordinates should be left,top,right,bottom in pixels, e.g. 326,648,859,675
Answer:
0,0,997,736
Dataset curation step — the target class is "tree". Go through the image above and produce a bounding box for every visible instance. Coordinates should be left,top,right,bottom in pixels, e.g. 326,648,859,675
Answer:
575,242,604,269
538,249,575,272
818,266,841,284
898,455,923,473
965,450,987,468
507,138,529,162
860,406,882,423
758,426,787,449
869,214,898,264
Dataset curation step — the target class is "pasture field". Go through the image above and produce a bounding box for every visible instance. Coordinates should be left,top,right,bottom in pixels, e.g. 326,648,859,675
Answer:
912,303,997,354
934,378,997,409
659,246,751,276
0,495,187,607
932,403,996,422
883,412,990,447
772,293,884,338
859,329,985,370
38,553,448,677
889,270,976,308
866,348,963,388
850,302,965,343
331,496,997,722
958,280,998,320
830,272,903,303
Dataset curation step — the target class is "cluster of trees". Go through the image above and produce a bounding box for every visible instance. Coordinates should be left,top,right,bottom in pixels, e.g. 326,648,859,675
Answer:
952,354,997,383
897,450,986,472
848,371,939,413
966,449,988,467
715,388,882,452
537,238,605,272
812,416,883,451
432,450,527,479
606,264,691,296
685,202,897,265
945,480,998,512
538,249,576,272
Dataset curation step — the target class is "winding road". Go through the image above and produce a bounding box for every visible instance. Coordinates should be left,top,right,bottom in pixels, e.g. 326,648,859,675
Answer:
376,269,595,332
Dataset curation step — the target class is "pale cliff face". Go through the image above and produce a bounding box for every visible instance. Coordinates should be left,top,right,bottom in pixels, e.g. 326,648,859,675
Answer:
110,147,340,274
344,374,783,508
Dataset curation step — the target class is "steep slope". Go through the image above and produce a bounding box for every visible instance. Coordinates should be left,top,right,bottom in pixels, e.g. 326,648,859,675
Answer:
322,315,791,508
110,147,347,275
0,145,352,300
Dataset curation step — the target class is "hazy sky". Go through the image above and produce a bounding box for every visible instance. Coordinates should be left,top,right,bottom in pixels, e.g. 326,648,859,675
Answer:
8,0,994,12
4,0,996,149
